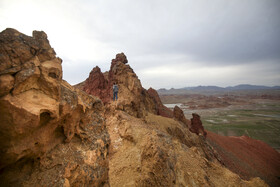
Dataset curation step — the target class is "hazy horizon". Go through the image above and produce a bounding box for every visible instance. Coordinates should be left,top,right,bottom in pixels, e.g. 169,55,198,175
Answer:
1,0,280,89
158,84,280,90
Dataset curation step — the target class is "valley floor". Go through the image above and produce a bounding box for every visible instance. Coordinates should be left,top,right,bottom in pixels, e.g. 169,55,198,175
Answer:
163,96,280,152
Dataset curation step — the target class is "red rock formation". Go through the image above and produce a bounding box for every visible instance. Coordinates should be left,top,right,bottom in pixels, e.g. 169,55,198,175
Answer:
207,131,280,187
0,28,109,186
83,66,110,103
82,53,130,104
147,87,173,118
81,53,158,117
190,113,207,137
173,105,189,128
173,107,206,136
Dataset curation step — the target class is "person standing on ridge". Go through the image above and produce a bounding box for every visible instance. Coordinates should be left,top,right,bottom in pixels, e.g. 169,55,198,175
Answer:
113,82,119,101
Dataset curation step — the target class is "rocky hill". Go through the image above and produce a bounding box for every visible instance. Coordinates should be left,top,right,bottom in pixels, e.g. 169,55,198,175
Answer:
0,28,109,186
0,28,278,186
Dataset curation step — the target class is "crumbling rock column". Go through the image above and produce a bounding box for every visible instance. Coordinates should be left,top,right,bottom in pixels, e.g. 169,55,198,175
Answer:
190,113,207,137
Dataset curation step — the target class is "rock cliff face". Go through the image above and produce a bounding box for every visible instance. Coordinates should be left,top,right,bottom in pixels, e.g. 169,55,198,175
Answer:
0,28,273,186
81,53,158,118
0,28,109,186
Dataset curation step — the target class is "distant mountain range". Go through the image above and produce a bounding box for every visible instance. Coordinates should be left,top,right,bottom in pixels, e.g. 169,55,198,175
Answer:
183,84,280,90
158,84,280,94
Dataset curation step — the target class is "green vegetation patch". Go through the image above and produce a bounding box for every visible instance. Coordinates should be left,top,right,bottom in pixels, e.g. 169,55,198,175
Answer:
202,105,280,150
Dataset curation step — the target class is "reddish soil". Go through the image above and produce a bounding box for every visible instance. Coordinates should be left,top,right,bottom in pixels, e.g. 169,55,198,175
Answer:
206,131,280,187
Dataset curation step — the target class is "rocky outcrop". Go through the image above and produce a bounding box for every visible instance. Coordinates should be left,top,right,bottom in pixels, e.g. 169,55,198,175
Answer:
207,131,280,187
147,87,173,118
111,52,128,64
190,113,207,137
83,66,110,103
173,105,190,127
0,28,109,186
0,28,56,74
81,53,157,118
173,107,206,137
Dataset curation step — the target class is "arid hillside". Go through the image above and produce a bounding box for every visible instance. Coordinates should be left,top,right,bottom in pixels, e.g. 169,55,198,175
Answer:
207,131,280,187
0,28,278,186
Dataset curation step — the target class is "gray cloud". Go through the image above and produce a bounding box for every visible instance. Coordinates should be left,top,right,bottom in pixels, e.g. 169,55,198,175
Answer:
1,0,279,88
83,0,280,64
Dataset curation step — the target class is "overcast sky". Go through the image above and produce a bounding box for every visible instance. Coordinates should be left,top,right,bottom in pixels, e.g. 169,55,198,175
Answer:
1,0,280,89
